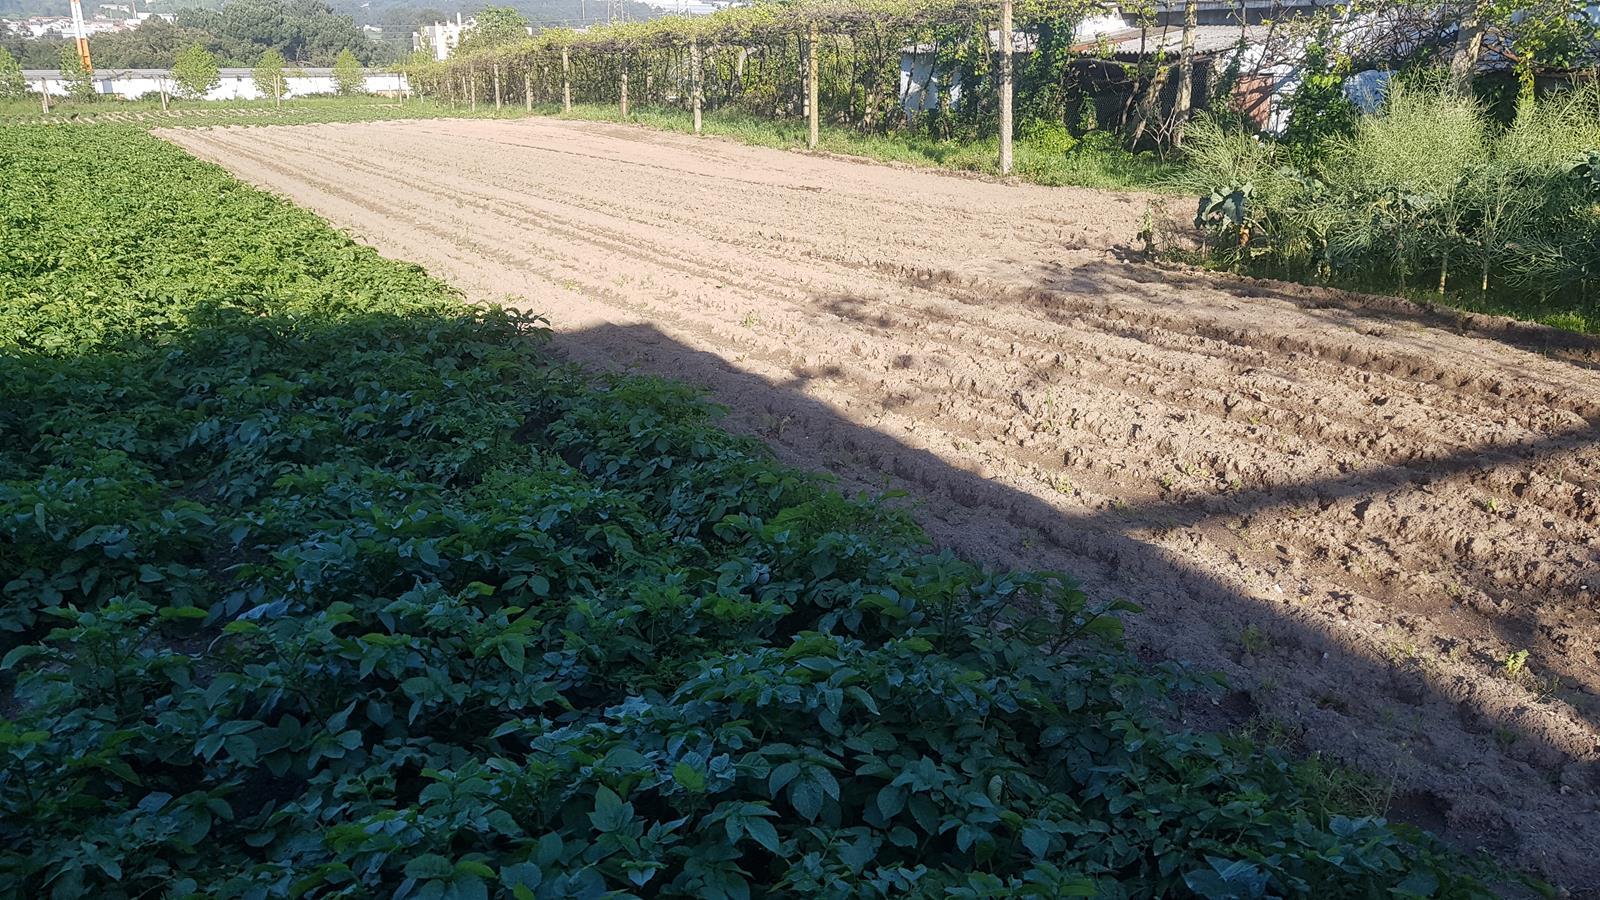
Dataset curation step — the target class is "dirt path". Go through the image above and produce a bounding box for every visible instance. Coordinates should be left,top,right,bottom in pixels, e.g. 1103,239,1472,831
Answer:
163,118,1600,888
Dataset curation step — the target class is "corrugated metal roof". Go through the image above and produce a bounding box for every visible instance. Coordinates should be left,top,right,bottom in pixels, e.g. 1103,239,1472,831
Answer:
1097,24,1268,56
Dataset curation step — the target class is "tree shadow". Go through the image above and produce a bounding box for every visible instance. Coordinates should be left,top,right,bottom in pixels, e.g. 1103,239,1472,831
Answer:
818,263,1600,715
1068,259,1600,371
550,317,1600,889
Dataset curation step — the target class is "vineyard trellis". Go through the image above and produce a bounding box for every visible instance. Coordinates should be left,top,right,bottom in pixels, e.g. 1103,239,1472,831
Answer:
402,0,1107,174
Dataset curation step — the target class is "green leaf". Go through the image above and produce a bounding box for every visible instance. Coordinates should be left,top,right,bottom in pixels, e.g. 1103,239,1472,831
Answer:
768,761,800,795
1393,870,1440,897
876,784,907,820
405,854,455,880
501,862,542,891
745,818,781,854
590,786,631,832
673,761,707,793
497,638,526,673
838,835,875,873
1,646,37,670
789,778,823,821
446,873,489,900
535,834,563,867
1021,826,1051,858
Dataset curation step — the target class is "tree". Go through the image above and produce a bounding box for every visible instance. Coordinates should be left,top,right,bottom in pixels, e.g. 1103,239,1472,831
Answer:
87,17,214,69
1448,0,1492,92
57,44,94,101
0,47,25,101
455,6,530,54
1171,0,1198,146
173,43,221,99
253,46,287,104
332,48,363,95
176,0,376,67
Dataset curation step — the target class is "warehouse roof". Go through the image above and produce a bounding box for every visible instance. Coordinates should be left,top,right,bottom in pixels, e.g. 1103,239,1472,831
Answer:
1091,24,1269,57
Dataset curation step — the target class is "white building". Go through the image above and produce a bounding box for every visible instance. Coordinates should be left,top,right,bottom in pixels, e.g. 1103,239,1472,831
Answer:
22,67,409,100
414,14,468,61
12,14,136,38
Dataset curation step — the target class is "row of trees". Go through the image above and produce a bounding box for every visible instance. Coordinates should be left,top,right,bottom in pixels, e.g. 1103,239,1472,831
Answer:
401,0,1106,171
398,0,1598,160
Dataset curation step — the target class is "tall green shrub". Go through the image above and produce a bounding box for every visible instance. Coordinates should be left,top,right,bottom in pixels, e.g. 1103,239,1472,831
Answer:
56,45,94,102
0,47,25,101
172,43,220,100
1328,84,1490,288
332,48,363,95
1180,78,1600,324
251,47,287,104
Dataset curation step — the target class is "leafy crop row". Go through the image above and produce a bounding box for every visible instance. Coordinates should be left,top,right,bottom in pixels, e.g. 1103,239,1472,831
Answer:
0,126,1488,897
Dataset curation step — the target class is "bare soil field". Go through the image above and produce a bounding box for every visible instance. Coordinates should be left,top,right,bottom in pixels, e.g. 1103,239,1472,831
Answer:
164,118,1600,888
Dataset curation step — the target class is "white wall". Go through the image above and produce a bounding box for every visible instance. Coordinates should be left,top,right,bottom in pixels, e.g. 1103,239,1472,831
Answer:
24,70,410,100
899,51,951,113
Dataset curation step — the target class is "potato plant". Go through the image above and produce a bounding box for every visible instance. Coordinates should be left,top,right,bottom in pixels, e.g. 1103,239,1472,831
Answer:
0,127,1491,897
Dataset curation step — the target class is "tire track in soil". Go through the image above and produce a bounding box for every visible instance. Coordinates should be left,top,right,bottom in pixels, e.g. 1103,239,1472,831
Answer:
164,118,1600,888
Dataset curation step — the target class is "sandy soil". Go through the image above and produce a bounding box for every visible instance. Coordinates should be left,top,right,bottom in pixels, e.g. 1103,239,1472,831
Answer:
162,118,1600,888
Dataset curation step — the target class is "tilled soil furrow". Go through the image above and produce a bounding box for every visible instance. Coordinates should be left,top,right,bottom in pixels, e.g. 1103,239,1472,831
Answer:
399,121,1595,422
261,128,1574,480
192,122,1600,652
339,124,1596,443
312,124,1594,470
163,119,1600,888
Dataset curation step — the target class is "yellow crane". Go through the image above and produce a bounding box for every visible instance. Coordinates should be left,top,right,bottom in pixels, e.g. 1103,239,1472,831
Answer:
69,0,93,73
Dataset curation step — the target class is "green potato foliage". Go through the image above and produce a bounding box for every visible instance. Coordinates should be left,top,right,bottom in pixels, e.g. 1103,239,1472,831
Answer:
0,127,1491,898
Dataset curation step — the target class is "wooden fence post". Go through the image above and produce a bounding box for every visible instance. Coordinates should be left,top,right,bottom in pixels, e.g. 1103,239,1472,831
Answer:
562,47,572,113
469,70,478,110
998,0,1013,175
493,61,503,110
524,67,533,111
620,53,629,118
691,37,703,135
807,21,819,150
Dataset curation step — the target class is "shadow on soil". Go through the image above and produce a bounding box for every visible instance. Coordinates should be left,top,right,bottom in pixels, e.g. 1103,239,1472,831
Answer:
1096,261,1600,371
820,279,1600,701
552,313,1600,891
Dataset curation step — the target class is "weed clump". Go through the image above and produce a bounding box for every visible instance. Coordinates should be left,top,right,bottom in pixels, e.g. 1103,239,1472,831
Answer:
1177,79,1600,332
